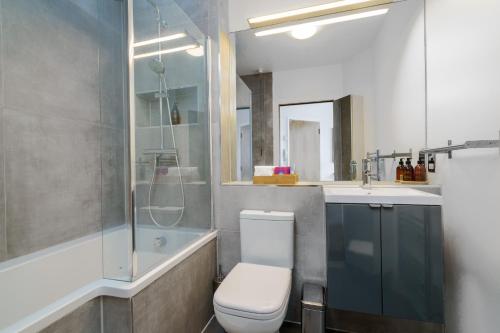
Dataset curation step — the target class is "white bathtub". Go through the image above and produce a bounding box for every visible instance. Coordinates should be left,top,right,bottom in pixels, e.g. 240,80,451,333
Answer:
0,226,216,333
134,226,209,276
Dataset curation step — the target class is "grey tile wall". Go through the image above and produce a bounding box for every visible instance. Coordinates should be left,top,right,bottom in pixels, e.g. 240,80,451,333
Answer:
2,0,100,124
174,0,220,41
101,127,126,230
98,0,127,130
40,298,101,333
175,0,210,36
0,109,4,261
0,2,3,109
215,185,326,322
3,109,101,257
0,0,127,261
102,296,133,333
241,73,274,166
132,239,217,332
0,3,4,259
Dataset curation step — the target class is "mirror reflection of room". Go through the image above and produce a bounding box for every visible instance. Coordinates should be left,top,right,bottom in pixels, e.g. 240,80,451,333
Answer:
228,0,425,183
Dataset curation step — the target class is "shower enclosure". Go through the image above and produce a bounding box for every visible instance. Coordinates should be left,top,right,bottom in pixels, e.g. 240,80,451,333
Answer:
104,0,213,281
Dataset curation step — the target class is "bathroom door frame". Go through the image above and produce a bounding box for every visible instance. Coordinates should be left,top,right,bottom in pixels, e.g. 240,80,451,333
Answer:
278,100,334,176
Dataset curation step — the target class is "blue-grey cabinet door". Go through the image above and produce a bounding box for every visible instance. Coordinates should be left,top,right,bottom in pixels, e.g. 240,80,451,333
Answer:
381,205,444,323
327,204,382,315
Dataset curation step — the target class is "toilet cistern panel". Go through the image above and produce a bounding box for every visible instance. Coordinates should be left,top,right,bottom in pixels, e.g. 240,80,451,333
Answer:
240,210,294,269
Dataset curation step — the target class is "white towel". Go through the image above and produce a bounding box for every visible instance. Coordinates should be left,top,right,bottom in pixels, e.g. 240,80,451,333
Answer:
254,166,275,176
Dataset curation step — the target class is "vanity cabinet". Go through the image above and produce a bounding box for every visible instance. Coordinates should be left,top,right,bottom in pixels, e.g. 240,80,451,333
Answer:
326,203,444,324
327,204,382,315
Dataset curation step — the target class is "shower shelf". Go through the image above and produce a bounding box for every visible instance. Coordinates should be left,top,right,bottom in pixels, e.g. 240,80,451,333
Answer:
136,123,199,129
143,148,177,155
136,86,198,102
135,180,206,186
136,90,163,101
139,206,183,212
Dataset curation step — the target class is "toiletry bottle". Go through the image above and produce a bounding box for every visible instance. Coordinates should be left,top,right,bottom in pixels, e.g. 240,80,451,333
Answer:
422,159,427,181
415,158,427,182
171,102,181,125
396,158,404,182
428,157,436,173
404,158,415,181
414,159,422,181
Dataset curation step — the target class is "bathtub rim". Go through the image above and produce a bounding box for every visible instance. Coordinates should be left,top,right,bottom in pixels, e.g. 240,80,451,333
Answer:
2,230,217,333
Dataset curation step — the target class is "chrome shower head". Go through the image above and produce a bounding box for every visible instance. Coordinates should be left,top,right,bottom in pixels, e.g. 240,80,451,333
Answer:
148,59,165,75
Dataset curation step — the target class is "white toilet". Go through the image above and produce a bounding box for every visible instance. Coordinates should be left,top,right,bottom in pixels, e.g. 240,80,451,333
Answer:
214,210,294,333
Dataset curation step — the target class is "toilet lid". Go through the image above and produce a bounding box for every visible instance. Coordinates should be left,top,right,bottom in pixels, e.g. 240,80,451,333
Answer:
214,263,291,320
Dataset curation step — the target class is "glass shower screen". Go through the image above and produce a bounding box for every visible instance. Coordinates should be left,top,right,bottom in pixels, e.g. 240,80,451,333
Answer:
103,0,212,281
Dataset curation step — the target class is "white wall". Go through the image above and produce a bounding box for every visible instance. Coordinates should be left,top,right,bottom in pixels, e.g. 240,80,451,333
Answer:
273,64,344,165
339,0,426,179
372,0,426,162
236,76,251,108
280,102,334,180
342,48,376,152
426,1,500,332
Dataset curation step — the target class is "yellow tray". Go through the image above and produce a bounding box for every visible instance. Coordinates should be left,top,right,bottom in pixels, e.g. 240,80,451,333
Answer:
396,180,430,185
253,174,299,185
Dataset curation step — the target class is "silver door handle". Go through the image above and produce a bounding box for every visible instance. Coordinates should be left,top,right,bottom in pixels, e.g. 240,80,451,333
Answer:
382,204,394,208
369,204,381,208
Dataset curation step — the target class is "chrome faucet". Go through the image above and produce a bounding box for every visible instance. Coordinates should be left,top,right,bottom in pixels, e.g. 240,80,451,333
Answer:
362,158,374,188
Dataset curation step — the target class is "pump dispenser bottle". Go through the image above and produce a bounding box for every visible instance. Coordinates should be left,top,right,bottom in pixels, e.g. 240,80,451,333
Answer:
404,158,415,181
415,158,427,182
396,158,404,182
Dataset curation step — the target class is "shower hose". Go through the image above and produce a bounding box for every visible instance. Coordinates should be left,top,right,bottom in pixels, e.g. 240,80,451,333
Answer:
147,74,185,229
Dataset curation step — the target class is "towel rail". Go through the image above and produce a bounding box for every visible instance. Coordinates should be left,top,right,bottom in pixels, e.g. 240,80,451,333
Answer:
366,149,413,161
419,131,500,159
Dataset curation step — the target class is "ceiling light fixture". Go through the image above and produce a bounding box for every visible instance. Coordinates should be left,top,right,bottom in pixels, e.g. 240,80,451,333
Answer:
134,44,199,59
290,25,318,40
255,8,389,37
186,45,205,57
133,32,187,48
248,0,393,29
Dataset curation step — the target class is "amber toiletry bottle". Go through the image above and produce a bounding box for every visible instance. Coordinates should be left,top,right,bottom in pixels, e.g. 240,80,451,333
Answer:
171,102,181,125
415,158,427,182
396,158,404,182
404,158,415,181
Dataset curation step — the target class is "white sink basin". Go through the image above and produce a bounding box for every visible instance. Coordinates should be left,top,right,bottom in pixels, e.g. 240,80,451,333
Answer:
323,186,442,205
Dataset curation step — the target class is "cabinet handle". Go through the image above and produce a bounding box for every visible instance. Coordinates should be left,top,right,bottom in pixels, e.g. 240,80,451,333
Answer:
369,204,382,208
382,204,394,208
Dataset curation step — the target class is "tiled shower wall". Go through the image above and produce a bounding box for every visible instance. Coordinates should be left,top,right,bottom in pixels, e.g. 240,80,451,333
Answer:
0,0,127,261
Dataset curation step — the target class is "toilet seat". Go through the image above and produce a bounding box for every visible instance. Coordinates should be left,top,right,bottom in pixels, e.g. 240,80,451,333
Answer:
214,263,292,332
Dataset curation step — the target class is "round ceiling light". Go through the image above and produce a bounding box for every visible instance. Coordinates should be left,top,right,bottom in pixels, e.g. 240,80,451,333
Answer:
290,25,318,40
186,45,204,57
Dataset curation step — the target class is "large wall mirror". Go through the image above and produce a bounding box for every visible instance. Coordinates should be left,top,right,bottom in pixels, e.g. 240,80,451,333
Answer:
221,0,426,184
